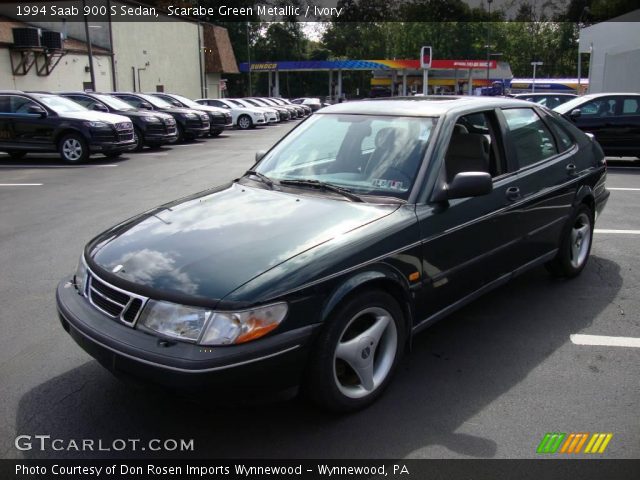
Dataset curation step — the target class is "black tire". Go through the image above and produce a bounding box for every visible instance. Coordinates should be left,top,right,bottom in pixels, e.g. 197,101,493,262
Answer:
58,133,89,163
545,204,594,278
132,127,145,152
104,152,122,159
7,151,26,160
303,290,405,412
210,129,223,137
176,123,186,143
237,114,253,130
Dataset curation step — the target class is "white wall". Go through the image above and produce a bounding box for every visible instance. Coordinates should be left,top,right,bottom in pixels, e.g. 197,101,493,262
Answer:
0,49,112,91
110,20,203,97
580,21,640,93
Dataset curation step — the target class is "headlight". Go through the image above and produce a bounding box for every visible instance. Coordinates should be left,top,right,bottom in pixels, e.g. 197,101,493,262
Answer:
84,121,110,128
74,255,88,295
141,116,161,123
138,300,288,345
200,303,288,345
182,113,198,119
253,112,263,118
139,300,210,342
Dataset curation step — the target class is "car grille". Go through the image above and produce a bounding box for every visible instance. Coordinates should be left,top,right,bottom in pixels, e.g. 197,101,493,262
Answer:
87,272,147,326
209,113,227,126
118,132,134,142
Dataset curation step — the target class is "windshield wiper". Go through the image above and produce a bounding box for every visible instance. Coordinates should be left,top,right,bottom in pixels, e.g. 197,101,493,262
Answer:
244,170,274,189
279,179,364,202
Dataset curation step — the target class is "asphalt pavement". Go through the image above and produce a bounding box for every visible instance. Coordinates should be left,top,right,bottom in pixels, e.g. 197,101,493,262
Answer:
0,124,638,460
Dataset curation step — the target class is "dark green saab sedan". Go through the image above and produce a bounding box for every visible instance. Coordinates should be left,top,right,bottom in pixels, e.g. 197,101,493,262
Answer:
56,97,609,412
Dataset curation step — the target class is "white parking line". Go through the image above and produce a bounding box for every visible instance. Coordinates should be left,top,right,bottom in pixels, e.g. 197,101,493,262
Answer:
595,229,640,234
571,334,640,348
0,164,118,169
0,183,42,186
137,152,169,156
609,188,640,191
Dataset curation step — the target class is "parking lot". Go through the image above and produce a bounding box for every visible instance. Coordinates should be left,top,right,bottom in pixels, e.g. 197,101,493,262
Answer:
0,122,638,460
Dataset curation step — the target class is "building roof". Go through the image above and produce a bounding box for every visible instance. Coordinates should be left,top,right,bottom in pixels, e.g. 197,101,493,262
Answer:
203,24,239,74
0,16,110,54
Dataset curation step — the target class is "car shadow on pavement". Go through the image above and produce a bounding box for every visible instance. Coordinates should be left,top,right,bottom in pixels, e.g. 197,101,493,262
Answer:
0,154,132,166
14,256,621,459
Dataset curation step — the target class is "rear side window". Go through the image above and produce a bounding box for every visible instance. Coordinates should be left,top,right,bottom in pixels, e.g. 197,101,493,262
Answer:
622,98,640,115
503,108,557,169
116,95,143,108
545,115,575,152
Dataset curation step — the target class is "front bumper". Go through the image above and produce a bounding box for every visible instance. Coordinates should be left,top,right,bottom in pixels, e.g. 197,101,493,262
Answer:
56,278,319,391
89,140,136,153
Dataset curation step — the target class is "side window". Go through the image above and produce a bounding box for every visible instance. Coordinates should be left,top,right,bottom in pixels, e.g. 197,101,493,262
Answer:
66,96,94,109
0,96,11,113
117,95,143,108
545,115,575,152
622,97,640,115
503,108,558,169
580,98,617,117
11,96,38,114
444,111,505,181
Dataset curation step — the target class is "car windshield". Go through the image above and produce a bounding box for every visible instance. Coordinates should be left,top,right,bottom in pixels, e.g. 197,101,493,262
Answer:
95,94,136,111
35,95,87,113
256,113,438,201
138,94,173,109
554,96,593,114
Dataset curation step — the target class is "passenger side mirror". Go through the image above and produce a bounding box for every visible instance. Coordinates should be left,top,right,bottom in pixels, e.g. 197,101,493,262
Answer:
92,103,108,112
140,102,153,110
255,150,266,162
447,172,493,200
27,105,46,117
569,109,581,120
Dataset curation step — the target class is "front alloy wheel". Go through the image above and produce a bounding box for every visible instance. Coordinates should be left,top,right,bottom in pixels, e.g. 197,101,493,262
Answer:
237,115,252,130
304,290,405,412
59,134,89,163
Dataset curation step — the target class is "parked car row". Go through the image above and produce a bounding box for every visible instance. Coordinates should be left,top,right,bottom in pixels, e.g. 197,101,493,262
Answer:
0,90,311,163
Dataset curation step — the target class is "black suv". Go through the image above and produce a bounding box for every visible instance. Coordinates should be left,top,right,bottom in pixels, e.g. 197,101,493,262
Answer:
0,91,135,163
149,93,232,137
59,92,178,152
109,93,209,142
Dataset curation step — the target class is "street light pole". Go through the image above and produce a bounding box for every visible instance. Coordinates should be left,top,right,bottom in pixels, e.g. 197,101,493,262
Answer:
531,61,543,93
486,0,493,85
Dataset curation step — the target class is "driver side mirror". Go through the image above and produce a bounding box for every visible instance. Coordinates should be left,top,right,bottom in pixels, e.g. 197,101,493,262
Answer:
255,150,266,162
27,105,47,117
92,103,108,112
140,102,153,110
569,108,581,120
446,172,493,200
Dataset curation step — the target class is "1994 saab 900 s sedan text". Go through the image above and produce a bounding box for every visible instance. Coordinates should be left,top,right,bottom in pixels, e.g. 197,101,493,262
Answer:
56,97,609,412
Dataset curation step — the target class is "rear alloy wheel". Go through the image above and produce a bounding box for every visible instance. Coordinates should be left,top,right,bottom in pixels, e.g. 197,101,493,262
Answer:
546,204,594,277
59,134,89,163
237,115,253,130
304,290,405,412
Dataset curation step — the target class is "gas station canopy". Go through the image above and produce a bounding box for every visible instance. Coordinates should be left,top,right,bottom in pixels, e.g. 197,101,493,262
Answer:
239,59,497,72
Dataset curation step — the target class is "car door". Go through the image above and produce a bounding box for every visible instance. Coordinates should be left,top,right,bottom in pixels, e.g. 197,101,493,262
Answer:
573,96,619,152
0,95,17,150
5,95,57,150
610,96,640,155
413,109,525,321
499,107,576,262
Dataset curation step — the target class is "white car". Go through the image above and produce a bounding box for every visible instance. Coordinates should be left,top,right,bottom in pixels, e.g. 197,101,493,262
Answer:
228,98,281,125
196,98,273,129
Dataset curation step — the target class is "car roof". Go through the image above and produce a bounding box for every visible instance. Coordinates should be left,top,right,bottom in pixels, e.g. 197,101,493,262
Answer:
576,92,640,100
320,96,536,116
514,93,576,97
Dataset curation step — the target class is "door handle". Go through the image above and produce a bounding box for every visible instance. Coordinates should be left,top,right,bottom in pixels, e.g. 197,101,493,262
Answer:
505,186,521,201
566,163,577,175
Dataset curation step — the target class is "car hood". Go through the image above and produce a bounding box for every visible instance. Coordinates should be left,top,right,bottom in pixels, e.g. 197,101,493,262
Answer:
61,111,130,124
191,104,227,114
87,183,397,305
162,107,205,116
